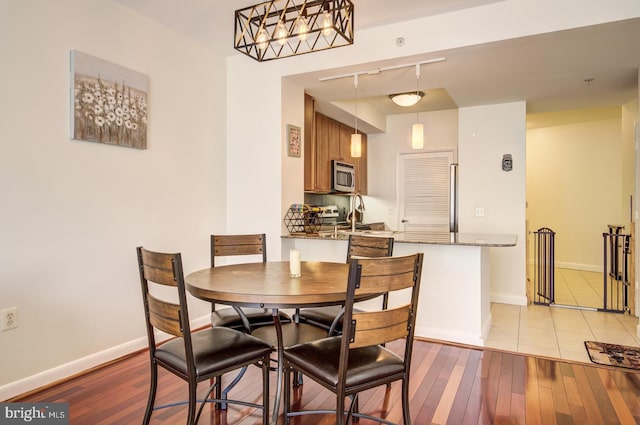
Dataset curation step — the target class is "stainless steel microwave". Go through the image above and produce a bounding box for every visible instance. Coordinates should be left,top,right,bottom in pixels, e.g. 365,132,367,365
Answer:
332,160,355,192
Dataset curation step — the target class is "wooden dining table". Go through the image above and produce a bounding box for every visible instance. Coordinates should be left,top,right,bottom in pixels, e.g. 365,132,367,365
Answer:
185,260,350,424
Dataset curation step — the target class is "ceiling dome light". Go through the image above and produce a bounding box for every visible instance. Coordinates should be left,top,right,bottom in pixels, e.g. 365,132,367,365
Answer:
389,91,424,107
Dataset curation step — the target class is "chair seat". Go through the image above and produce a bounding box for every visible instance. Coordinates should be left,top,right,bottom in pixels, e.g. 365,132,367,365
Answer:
155,327,272,378
250,322,328,349
297,305,364,332
284,336,405,389
211,307,292,331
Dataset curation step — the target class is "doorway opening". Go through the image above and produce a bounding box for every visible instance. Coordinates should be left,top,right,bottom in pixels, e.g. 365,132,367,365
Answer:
531,226,631,313
526,106,636,316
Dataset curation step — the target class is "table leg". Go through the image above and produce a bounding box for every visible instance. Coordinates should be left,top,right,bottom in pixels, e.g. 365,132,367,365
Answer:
271,308,284,425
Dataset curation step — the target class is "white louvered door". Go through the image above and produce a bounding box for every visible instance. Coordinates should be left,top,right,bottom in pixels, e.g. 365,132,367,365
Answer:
398,150,455,232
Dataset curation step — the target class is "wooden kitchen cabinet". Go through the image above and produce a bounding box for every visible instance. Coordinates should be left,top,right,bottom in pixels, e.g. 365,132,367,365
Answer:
316,113,341,192
305,109,367,194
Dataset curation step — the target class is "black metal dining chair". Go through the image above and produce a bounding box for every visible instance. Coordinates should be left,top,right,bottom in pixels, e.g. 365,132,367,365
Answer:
295,234,394,335
136,247,271,425
210,234,291,331
210,234,294,408
283,252,424,425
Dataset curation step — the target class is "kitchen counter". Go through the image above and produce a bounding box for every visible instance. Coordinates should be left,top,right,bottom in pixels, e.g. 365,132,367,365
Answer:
281,230,518,347
283,231,517,247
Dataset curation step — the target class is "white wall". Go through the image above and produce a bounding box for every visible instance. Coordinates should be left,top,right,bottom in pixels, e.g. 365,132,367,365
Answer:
458,102,528,305
527,116,624,270
621,100,638,227
0,0,226,398
365,110,459,227
225,60,285,261
281,80,306,242
621,96,638,324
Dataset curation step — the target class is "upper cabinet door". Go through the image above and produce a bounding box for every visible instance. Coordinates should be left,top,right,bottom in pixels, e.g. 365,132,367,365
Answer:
314,113,337,192
305,109,367,194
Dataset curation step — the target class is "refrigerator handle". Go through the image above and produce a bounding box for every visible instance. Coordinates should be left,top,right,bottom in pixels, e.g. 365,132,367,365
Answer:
450,163,458,233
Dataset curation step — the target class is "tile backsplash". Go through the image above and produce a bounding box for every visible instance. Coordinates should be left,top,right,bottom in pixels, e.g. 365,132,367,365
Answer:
304,193,351,222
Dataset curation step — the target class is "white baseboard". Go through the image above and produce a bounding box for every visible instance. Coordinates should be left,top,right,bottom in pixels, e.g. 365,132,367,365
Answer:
0,338,147,402
415,312,492,347
556,262,602,272
415,325,485,347
482,312,492,342
491,293,527,306
526,259,602,273
0,315,210,401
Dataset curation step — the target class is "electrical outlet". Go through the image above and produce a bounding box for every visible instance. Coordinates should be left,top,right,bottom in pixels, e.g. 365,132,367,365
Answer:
1,307,18,331
475,207,485,217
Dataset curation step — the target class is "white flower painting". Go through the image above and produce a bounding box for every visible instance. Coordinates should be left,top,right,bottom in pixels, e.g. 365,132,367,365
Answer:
71,50,148,149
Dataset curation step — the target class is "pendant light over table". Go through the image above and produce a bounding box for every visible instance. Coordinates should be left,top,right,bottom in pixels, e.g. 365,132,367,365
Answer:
411,64,424,149
351,74,361,157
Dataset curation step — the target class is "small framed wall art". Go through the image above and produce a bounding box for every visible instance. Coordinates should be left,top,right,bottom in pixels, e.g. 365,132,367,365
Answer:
287,124,301,157
70,50,149,149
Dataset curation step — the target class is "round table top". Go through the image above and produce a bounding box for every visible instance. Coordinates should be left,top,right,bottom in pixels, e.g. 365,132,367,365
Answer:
185,261,350,309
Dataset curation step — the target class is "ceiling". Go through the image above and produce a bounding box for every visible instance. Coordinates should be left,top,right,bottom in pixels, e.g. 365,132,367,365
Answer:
115,0,640,132
114,0,503,56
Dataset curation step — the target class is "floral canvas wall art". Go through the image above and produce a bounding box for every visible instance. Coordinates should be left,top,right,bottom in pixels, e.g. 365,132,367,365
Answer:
71,50,148,149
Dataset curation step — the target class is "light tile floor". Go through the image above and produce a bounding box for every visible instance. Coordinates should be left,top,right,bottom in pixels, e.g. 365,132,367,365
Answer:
485,303,640,363
554,268,604,309
533,267,628,311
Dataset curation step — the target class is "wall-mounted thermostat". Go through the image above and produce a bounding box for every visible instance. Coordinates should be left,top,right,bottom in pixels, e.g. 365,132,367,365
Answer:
502,154,513,172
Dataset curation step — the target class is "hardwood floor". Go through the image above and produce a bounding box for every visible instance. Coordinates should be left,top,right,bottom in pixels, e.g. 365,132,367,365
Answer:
12,338,640,424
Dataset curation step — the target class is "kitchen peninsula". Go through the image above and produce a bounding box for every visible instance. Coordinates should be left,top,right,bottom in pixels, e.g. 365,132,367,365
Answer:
282,231,517,347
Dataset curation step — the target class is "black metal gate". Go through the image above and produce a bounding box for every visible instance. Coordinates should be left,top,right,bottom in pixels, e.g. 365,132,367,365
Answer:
602,227,630,313
533,227,555,305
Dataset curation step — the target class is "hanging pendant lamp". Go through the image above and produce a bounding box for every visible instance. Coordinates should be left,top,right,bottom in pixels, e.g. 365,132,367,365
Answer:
411,64,424,149
234,0,354,62
351,74,361,157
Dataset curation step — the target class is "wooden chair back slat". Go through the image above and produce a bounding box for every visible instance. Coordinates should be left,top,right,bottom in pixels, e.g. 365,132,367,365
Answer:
214,244,263,257
211,234,266,266
355,272,416,294
355,255,418,294
141,251,177,286
350,305,411,348
148,294,183,337
347,235,393,263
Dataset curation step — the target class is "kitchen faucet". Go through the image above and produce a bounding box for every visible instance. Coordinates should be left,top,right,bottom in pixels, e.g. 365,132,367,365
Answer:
350,192,365,232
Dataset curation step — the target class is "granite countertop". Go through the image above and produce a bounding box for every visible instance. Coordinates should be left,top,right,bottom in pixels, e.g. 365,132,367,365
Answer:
283,231,517,247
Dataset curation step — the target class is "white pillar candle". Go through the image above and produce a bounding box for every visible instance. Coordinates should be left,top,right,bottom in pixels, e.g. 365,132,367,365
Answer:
289,249,301,277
